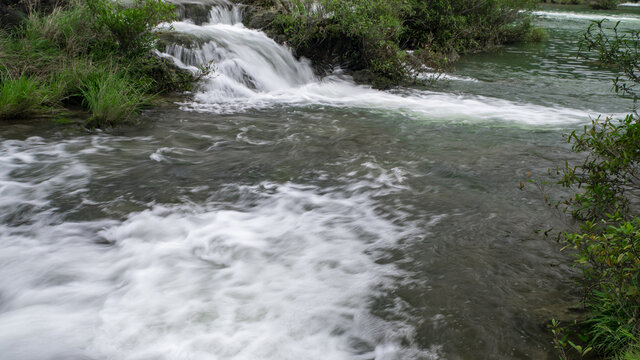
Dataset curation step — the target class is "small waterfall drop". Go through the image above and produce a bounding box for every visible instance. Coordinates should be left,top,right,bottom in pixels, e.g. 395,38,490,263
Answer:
157,0,590,125
158,0,315,103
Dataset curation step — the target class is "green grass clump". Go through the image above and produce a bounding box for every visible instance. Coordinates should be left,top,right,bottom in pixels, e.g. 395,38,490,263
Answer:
0,75,46,119
81,69,151,126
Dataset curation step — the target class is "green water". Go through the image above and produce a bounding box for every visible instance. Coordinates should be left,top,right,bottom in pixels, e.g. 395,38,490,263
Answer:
436,4,639,113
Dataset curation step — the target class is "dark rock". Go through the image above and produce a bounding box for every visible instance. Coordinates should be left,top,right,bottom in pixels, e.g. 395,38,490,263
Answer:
173,2,214,24
0,0,69,30
245,9,277,30
352,70,374,84
146,54,198,93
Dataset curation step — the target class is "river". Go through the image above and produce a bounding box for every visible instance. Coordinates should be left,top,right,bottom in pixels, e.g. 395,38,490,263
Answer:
1,2,639,360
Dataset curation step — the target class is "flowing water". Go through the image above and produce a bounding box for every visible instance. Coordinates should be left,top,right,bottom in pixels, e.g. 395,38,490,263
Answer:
1,2,640,360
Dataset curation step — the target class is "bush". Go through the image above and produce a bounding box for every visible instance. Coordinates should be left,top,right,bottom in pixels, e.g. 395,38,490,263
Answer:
272,0,409,83
549,114,640,359
401,0,538,54
580,20,639,98
271,0,540,85
563,215,640,357
590,0,620,10
547,16,640,360
88,0,176,56
559,115,640,221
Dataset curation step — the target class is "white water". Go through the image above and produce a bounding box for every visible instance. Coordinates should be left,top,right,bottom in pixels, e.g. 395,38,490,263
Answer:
157,3,593,127
533,10,640,22
0,136,441,360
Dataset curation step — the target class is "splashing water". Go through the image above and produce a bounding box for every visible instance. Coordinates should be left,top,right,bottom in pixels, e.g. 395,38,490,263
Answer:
156,2,592,126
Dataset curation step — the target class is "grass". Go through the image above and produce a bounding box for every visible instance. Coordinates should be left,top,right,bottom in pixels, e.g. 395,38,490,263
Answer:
0,0,189,127
0,75,46,119
81,68,152,126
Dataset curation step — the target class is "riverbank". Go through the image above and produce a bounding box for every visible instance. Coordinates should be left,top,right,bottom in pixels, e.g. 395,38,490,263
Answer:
0,0,195,127
238,0,544,88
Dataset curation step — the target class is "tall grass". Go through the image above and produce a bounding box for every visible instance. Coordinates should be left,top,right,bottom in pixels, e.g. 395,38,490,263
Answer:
0,75,45,119
81,68,152,126
0,0,185,126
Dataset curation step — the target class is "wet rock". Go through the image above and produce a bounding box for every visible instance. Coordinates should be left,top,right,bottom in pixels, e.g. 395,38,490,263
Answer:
157,30,209,49
0,0,68,30
244,8,277,30
172,1,215,24
147,53,198,93
352,70,374,85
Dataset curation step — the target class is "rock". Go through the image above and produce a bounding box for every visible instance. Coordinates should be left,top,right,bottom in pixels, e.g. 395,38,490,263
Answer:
352,70,374,84
0,0,68,30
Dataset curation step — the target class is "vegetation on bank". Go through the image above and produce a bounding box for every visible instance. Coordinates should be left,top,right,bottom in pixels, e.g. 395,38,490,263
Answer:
545,19,640,360
250,0,543,87
0,0,193,127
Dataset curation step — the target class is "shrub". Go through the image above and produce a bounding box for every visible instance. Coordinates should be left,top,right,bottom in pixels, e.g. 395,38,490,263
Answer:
0,0,190,126
590,0,620,10
400,0,538,53
559,115,640,221
88,0,176,56
580,20,639,98
563,215,640,357
549,114,640,359
20,4,96,57
547,16,640,360
272,0,409,83
271,0,540,85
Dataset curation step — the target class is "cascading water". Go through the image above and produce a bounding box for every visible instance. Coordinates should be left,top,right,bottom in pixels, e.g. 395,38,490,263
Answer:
157,1,592,125
158,0,315,103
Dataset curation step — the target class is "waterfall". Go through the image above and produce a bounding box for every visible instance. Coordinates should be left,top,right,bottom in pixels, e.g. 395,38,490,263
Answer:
157,1,316,103
156,0,589,125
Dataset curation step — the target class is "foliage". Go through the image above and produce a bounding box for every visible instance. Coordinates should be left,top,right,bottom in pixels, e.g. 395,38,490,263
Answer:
81,67,151,127
0,0,190,126
550,318,593,360
272,0,409,84
559,115,640,221
0,75,46,119
88,0,176,56
271,0,540,86
563,216,640,357
580,20,639,98
538,0,583,4
546,15,640,360
550,114,640,359
590,0,621,10
401,0,538,54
